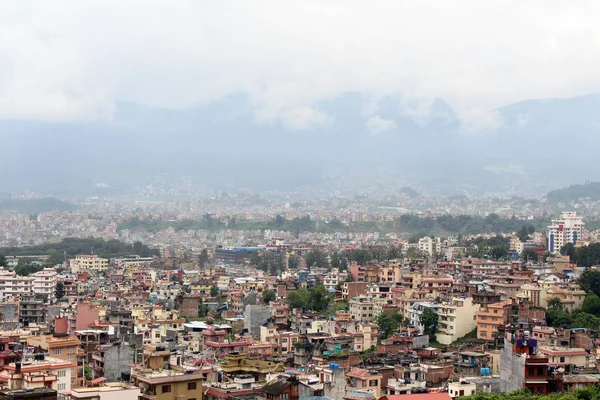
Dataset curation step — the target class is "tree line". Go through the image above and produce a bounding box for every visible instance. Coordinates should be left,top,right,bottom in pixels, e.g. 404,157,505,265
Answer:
0,237,158,266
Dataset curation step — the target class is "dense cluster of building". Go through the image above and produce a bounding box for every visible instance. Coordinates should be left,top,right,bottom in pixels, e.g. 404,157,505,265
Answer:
0,212,597,400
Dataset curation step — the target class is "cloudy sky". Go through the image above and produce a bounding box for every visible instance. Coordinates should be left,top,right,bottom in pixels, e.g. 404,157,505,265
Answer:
1,1,599,130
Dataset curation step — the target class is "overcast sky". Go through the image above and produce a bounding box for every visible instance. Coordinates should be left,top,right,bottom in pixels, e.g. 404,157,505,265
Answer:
1,1,599,131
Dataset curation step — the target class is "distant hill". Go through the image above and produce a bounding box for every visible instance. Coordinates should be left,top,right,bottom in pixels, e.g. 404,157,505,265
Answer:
2,93,600,196
0,198,78,214
546,182,600,203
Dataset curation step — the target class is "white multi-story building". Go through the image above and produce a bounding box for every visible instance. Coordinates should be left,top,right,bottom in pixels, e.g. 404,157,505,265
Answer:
548,212,584,253
418,236,442,257
32,267,58,301
435,297,480,345
323,268,340,291
0,267,34,301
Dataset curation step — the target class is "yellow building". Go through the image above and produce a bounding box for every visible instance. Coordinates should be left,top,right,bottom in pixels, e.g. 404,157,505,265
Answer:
517,284,542,307
131,367,204,400
69,255,109,274
542,283,586,311
27,334,85,387
539,347,594,368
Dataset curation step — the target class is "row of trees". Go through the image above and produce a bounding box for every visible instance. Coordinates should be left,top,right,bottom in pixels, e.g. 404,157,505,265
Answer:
546,293,600,331
398,214,546,236
304,246,404,269
0,238,158,266
562,243,600,267
248,251,285,275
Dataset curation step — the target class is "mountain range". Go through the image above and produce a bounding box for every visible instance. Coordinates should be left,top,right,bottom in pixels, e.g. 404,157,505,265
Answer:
2,93,600,197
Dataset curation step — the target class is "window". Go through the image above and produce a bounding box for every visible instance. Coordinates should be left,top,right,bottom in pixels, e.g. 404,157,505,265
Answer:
53,349,62,355
369,380,378,386
188,382,197,390
560,357,565,363
162,385,172,393
57,384,66,391
281,394,289,400
528,367,534,376
58,370,66,377
68,354,74,360
538,367,544,376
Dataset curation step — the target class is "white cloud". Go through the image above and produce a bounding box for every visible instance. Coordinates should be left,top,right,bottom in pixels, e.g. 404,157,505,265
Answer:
366,115,397,135
1,0,600,130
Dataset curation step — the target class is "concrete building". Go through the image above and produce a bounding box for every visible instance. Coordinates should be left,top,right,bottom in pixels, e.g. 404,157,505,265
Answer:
418,237,441,257
323,269,340,292
27,335,85,387
435,297,480,345
31,269,58,302
0,268,34,302
475,302,513,341
18,295,45,326
349,297,374,322
500,337,549,395
70,382,140,400
243,305,273,338
448,381,477,398
130,367,203,400
0,356,73,395
345,368,382,399
69,255,109,274
548,212,584,253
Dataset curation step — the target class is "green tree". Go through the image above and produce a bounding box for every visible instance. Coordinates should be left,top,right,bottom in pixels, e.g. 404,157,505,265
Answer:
376,311,403,340
199,249,209,267
517,226,531,242
55,282,65,301
330,251,347,270
387,246,402,260
286,288,310,309
285,285,332,312
560,242,576,261
578,269,600,297
420,307,439,336
262,289,276,304
582,292,600,315
210,286,219,297
490,246,508,260
288,255,300,269
521,248,539,262
306,249,328,268
0,254,7,267
274,214,285,226
547,297,563,310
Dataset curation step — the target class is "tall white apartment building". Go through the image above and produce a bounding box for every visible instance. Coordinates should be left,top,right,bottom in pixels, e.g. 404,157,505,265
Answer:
32,267,58,301
418,236,442,256
0,267,34,301
548,212,584,253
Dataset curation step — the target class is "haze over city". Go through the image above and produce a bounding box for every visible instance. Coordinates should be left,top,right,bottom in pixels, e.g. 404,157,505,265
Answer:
3,4,600,400
3,1,600,196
